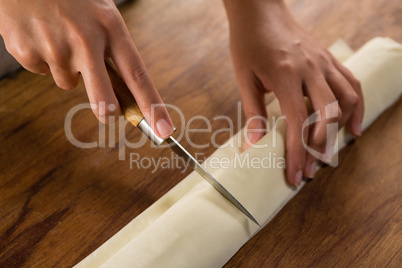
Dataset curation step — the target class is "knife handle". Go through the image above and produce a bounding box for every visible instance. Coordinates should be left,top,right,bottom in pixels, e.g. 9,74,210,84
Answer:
105,59,144,127
105,59,168,146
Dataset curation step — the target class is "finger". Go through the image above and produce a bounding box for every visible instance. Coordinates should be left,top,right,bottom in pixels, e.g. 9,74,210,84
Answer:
49,64,80,90
81,55,121,124
23,60,50,75
304,153,317,180
10,47,50,75
108,27,173,139
332,58,364,136
275,80,309,186
326,69,359,127
237,72,268,150
303,74,340,178
40,35,79,89
3,36,50,75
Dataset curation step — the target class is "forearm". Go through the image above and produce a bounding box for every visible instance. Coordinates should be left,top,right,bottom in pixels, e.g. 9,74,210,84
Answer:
223,0,297,33
221,0,363,184
223,0,287,18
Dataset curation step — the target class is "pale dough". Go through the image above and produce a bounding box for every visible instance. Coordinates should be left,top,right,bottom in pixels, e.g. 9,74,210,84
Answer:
76,37,402,268
328,38,355,63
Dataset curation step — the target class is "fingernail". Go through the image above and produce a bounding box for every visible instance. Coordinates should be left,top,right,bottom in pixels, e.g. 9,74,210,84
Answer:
307,161,317,178
324,145,334,164
247,131,260,145
294,170,303,186
355,122,362,136
156,119,173,138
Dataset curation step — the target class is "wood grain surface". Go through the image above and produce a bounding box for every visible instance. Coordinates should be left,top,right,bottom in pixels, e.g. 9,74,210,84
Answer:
0,0,401,267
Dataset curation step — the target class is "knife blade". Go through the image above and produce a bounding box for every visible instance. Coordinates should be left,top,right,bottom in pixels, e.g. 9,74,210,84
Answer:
167,136,259,226
106,59,260,226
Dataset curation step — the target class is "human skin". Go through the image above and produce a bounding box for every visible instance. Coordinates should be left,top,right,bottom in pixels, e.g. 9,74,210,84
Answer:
223,0,364,185
0,0,175,138
0,0,364,185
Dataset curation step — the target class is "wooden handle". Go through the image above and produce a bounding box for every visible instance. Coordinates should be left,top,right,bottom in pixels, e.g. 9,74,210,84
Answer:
105,59,144,127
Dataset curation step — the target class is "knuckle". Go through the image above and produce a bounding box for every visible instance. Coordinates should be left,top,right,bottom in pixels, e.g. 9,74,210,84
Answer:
14,47,41,66
353,79,362,91
129,65,150,85
102,10,122,30
342,91,359,108
71,29,89,45
39,30,69,64
295,113,308,128
325,104,342,122
70,28,99,54
304,56,316,69
4,37,37,62
310,122,328,149
348,92,360,107
95,4,123,33
278,60,295,74
318,51,329,62
311,133,326,149
326,68,337,77
46,45,66,64
5,44,19,58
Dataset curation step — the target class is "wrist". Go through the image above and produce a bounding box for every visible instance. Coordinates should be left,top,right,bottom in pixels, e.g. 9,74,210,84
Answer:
223,0,286,14
223,0,294,29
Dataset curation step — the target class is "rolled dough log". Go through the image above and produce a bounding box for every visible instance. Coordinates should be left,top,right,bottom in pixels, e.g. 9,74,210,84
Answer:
328,38,355,63
76,37,402,268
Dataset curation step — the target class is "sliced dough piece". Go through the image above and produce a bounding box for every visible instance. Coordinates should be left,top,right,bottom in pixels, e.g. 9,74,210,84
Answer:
76,37,402,268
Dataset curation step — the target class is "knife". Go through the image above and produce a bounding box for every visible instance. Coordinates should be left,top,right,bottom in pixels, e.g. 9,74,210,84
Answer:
105,60,259,226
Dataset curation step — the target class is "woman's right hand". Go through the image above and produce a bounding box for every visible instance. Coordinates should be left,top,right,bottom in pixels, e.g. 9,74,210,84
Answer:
0,0,174,138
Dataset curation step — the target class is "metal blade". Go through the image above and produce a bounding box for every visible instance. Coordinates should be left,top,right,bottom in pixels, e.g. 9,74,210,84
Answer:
166,137,260,226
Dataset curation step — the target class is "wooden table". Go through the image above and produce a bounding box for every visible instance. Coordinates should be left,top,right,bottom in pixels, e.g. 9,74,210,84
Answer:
0,0,401,267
